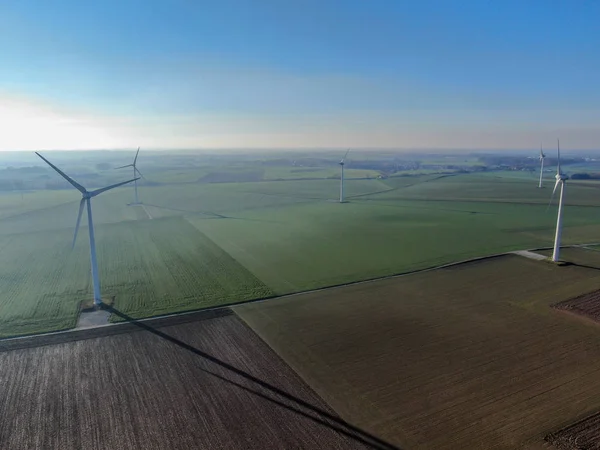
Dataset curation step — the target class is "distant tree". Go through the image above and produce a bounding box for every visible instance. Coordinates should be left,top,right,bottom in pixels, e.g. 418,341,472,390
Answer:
570,173,598,180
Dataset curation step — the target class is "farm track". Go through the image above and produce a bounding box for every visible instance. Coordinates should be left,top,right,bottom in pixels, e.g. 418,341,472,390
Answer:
0,312,383,450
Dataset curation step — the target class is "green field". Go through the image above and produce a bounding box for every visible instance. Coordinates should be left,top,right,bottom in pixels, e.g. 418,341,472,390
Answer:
2,159,600,337
0,215,272,337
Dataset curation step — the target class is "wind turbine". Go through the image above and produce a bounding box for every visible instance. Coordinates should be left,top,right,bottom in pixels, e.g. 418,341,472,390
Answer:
116,147,145,205
538,144,546,188
548,140,568,262
339,149,350,203
36,152,138,306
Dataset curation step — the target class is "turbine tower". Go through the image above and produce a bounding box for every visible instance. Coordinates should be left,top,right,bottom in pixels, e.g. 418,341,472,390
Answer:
36,152,138,306
339,149,350,203
538,144,546,188
548,140,568,262
116,147,145,205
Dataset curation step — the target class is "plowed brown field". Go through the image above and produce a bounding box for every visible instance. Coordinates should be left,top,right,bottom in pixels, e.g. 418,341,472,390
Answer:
554,289,600,323
236,254,600,449
546,411,600,449
0,310,380,450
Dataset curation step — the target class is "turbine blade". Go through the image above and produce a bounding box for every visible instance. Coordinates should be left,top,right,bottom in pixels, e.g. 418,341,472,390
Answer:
341,149,350,163
557,139,561,174
72,198,86,249
546,179,561,211
115,164,133,169
36,152,87,194
133,147,140,165
89,178,139,197
135,167,145,179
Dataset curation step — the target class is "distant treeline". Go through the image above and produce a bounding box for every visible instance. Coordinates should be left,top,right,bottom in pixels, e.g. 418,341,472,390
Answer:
477,155,585,167
570,173,600,180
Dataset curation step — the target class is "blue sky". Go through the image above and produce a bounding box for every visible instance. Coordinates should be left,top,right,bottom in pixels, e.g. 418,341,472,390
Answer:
1,0,599,150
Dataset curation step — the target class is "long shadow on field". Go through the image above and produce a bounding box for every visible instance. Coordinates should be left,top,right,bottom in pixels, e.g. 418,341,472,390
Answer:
106,306,400,450
563,262,600,271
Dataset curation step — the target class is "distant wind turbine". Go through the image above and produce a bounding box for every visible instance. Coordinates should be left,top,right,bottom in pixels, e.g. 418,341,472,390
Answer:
36,152,138,306
339,149,350,203
116,147,145,205
548,140,568,262
538,144,546,188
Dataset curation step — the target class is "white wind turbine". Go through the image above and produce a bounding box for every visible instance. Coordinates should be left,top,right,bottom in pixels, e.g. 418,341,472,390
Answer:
36,152,138,306
538,144,546,188
339,149,350,203
548,140,568,262
115,147,145,205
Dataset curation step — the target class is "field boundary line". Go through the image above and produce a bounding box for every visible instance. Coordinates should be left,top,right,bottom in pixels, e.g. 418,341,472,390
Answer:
0,308,234,351
2,241,600,346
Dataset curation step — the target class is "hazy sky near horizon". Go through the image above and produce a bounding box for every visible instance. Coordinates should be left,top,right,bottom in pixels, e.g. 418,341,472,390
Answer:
1,1,600,151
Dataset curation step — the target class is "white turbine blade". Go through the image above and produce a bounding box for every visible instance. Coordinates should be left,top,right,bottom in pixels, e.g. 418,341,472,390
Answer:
89,178,139,197
72,198,86,249
36,152,87,194
133,147,140,165
135,167,146,179
115,164,133,169
546,179,561,211
556,139,561,174
341,149,350,163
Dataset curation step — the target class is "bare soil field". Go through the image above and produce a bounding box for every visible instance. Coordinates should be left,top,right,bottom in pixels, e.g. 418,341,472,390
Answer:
236,254,600,449
0,310,382,450
553,289,600,323
545,411,600,449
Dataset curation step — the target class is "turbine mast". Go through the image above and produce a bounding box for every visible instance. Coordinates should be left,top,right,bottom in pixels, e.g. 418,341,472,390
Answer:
551,139,566,263
339,149,350,203
134,166,139,204
134,147,140,204
340,163,345,203
85,198,102,304
538,144,545,188
552,181,565,262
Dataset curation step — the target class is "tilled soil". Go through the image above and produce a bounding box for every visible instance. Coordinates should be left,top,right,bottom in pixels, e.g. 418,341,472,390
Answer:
553,289,600,322
0,310,379,450
546,412,600,449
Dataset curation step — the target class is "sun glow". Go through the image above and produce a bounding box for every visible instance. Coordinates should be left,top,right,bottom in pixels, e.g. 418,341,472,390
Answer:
0,95,123,151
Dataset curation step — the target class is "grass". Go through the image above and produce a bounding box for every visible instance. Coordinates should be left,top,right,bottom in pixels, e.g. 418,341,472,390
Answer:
103,217,273,320
362,172,600,206
0,189,80,220
0,216,272,337
191,196,600,294
235,253,600,449
263,166,381,180
2,169,600,336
